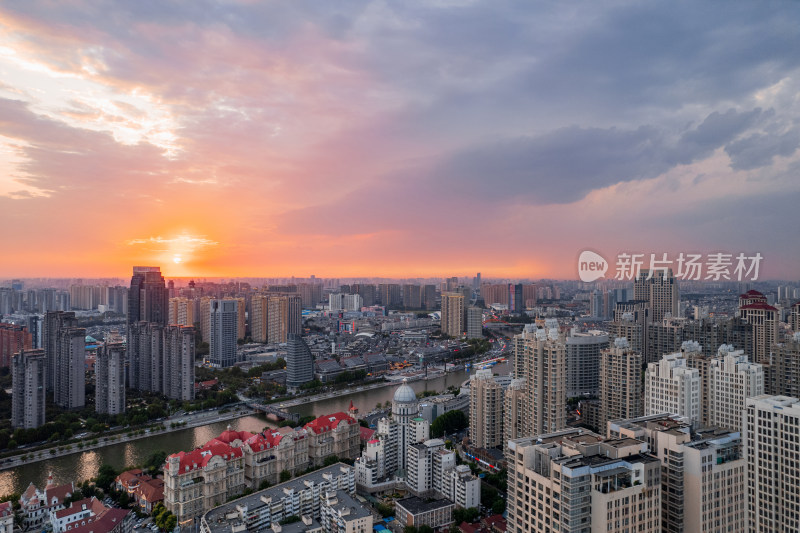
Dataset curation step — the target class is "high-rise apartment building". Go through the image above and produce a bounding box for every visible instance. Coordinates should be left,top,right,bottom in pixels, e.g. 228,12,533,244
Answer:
127,322,194,400
168,297,195,327
198,296,212,342
378,284,401,308
352,284,376,307
43,311,77,391
599,338,643,431
465,307,483,339
744,395,800,533
738,290,778,364
209,299,238,368
507,283,524,312
791,301,800,332
707,348,763,431
565,330,609,397
54,326,86,410
469,369,504,449
249,294,269,343
297,283,322,309
421,285,437,310
267,294,301,343
95,342,126,415
11,349,46,429
286,333,314,392
128,321,164,392
128,267,169,389
768,334,800,397
609,414,745,533
0,322,32,368
503,378,529,444
440,292,465,337
514,324,567,435
163,325,196,401
402,284,422,309
506,429,661,533
634,268,679,321
644,351,701,426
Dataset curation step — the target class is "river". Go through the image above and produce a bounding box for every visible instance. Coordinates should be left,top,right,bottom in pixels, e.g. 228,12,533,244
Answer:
0,364,505,496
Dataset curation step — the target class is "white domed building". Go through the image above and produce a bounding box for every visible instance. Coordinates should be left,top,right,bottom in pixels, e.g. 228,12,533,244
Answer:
355,379,431,489
392,379,420,473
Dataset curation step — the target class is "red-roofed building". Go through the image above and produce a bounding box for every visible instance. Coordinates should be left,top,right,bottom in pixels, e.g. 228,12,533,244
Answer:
303,412,360,466
242,426,309,488
739,298,779,363
68,508,130,533
359,426,376,444
20,476,74,531
194,378,218,391
114,469,164,513
483,514,507,533
164,430,246,525
50,497,108,532
739,290,768,308
0,501,13,533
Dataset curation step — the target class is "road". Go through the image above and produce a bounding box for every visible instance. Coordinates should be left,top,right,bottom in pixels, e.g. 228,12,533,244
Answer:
0,406,256,472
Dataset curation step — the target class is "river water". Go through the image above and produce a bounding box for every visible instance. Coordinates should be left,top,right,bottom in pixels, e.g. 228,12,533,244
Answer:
0,365,503,496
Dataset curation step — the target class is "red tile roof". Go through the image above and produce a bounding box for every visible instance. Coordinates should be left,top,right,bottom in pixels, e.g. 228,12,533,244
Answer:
44,482,74,507
135,478,164,503
740,303,778,311
216,428,254,445
54,497,106,519
167,439,243,474
0,501,12,518
303,412,356,434
69,508,129,533
359,427,376,441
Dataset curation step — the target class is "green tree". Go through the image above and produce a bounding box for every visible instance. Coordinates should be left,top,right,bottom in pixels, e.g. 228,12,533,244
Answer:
404,527,418,533
323,455,340,467
164,514,177,531
492,498,506,515
418,526,434,533
96,464,117,490
430,410,468,438
279,470,291,483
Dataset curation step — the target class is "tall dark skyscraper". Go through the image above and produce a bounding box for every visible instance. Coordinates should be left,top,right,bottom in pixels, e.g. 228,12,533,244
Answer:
127,266,169,388
128,266,169,325
286,333,313,392
43,311,77,392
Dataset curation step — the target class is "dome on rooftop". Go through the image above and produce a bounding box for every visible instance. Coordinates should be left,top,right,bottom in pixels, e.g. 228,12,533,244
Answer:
393,379,417,403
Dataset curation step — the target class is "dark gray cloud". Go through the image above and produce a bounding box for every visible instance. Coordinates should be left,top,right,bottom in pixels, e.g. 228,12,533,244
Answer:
431,108,779,204
725,128,800,170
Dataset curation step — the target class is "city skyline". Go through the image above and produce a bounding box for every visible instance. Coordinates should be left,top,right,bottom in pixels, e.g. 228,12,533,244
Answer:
0,2,799,279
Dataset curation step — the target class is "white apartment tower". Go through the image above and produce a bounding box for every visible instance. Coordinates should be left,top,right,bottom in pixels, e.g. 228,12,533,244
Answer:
507,429,661,533
707,348,763,431
469,369,504,449
744,395,800,533
644,351,701,426
609,414,746,533
54,326,85,410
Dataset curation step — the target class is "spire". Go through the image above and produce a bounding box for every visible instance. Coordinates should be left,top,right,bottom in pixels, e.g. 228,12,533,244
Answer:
47,472,54,486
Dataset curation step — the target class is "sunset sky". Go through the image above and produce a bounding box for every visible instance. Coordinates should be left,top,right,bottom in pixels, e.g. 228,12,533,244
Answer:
1,1,799,280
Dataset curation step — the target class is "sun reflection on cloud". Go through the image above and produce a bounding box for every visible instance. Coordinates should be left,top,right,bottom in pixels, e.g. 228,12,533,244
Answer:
127,233,219,271
0,33,181,156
